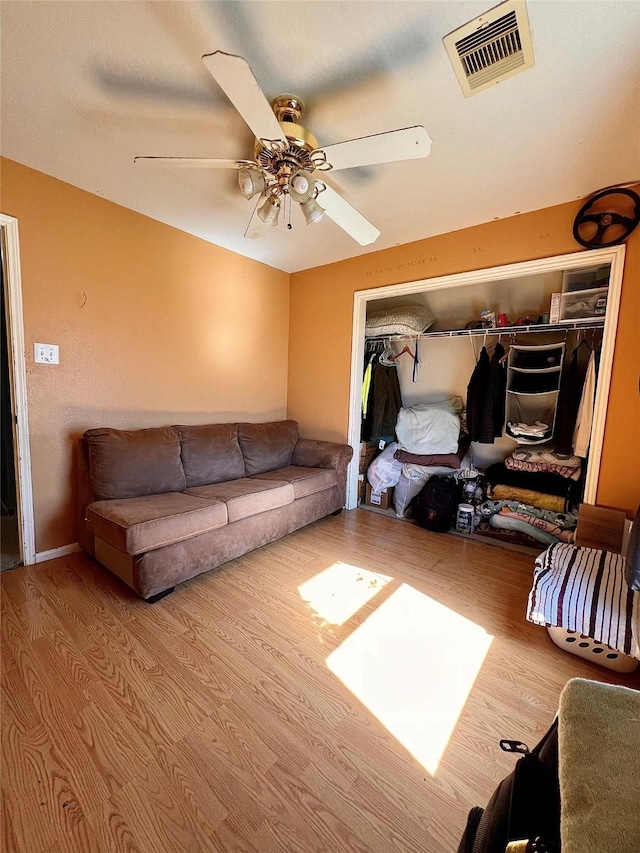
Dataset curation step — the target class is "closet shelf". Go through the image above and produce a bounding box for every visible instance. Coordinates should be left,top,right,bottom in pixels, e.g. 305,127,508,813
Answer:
369,318,605,341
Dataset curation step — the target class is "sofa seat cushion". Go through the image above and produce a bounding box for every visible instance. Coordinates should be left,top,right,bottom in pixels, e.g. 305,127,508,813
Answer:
184,478,294,523
86,493,227,556
252,466,338,500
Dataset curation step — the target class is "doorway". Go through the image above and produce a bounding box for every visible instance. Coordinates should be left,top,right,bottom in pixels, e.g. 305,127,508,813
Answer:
347,245,626,510
0,214,35,566
1,249,20,569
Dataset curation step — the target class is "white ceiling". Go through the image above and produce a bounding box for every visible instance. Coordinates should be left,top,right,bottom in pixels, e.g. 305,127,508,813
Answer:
1,1,639,274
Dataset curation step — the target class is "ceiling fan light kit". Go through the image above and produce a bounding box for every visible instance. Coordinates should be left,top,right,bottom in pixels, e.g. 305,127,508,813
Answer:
301,196,325,226
135,51,432,246
238,167,266,200
257,195,281,227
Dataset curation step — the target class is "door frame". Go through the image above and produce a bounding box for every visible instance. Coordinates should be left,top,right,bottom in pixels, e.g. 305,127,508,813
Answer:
1,214,36,565
346,245,626,510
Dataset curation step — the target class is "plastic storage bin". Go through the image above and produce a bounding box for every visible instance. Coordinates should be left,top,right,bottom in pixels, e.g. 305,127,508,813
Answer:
547,626,638,673
562,265,610,293
560,287,608,321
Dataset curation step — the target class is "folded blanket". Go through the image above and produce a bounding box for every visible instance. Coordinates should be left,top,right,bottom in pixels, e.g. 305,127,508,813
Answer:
490,513,564,546
512,448,582,468
484,463,579,502
491,485,565,513
499,509,575,542
395,434,471,469
527,543,640,658
505,456,582,481
479,499,577,529
475,520,542,549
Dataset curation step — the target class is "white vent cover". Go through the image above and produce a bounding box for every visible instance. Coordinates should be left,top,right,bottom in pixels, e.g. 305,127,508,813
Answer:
443,0,534,97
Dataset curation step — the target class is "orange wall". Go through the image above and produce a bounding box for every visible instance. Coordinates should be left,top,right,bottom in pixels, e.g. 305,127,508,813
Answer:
289,197,640,516
1,158,290,552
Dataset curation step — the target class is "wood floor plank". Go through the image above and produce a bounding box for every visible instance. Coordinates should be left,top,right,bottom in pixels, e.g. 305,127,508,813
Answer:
1,721,93,853
72,699,154,797
2,510,639,852
109,770,205,853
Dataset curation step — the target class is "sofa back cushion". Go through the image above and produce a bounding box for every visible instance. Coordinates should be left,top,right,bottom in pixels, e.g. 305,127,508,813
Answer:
237,420,299,476
84,426,186,501
175,423,246,487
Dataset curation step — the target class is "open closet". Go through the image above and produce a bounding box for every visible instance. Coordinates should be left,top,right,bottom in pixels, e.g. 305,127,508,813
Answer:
349,247,625,554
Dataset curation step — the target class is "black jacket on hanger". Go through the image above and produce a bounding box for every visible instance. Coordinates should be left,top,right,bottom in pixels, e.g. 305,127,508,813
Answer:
467,344,507,444
371,362,402,440
554,339,591,456
361,358,402,442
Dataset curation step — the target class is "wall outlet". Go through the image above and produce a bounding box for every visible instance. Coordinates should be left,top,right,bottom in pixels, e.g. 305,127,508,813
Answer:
34,343,59,364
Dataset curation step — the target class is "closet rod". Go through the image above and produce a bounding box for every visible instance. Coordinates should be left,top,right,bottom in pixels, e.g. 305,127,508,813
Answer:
368,318,606,342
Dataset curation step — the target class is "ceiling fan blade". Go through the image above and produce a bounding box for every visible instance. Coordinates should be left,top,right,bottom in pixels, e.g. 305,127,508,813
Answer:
202,51,287,147
318,126,431,172
319,185,380,246
244,195,269,240
134,156,253,168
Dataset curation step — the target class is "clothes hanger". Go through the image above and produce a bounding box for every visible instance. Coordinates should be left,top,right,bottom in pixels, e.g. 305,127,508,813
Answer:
389,344,415,362
572,329,592,354
378,339,397,367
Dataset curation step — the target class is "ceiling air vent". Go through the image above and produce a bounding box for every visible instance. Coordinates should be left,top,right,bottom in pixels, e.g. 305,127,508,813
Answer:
443,0,534,97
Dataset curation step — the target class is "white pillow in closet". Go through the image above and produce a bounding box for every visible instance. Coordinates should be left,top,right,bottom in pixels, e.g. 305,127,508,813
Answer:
396,402,461,455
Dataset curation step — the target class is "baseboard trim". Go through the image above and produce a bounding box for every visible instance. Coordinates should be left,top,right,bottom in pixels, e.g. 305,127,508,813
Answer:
35,543,82,563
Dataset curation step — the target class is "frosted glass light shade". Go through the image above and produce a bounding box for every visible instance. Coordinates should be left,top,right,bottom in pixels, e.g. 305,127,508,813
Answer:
257,196,281,226
301,197,324,225
288,170,315,205
238,168,266,199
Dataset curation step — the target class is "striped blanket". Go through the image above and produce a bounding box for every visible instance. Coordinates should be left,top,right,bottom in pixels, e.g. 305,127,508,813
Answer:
527,543,640,658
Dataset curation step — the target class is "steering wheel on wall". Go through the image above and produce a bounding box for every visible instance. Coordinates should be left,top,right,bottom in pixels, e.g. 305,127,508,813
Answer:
573,187,640,248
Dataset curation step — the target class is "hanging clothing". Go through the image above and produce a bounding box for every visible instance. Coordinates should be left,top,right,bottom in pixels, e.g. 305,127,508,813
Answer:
573,350,597,457
361,355,375,416
554,340,591,455
370,362,402,440
466,344,507,444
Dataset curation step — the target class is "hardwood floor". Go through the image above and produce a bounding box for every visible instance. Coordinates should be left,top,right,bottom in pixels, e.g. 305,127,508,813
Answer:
2,510,638,852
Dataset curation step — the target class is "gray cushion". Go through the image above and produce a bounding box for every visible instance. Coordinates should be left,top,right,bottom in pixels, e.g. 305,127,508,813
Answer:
237,421,299,475
252,466,337,499
175,423,246,487
87,492,227,555
184,478,294,523
84,426,186,501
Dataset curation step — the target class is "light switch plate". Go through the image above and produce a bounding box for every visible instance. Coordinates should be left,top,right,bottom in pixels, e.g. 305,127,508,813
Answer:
34,343,59,364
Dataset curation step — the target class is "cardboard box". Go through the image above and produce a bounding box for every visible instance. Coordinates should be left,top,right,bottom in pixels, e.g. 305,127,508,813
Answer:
365,483,394,510
359,441,379,474
549,292,561,325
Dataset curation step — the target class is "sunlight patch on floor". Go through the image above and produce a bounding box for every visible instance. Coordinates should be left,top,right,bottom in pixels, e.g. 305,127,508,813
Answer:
298,562,393,626
326,583,493,774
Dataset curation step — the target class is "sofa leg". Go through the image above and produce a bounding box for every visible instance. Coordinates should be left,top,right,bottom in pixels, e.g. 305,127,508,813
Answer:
331,508,343,516
145,586,175,604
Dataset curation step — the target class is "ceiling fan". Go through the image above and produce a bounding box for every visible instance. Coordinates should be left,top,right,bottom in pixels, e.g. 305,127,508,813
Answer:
135,51,432,246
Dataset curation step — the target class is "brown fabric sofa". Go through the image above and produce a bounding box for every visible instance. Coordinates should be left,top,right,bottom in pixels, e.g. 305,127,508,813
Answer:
77,420,353,601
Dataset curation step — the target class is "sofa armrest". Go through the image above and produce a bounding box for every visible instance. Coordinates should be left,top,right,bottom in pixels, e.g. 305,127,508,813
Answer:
292,439,354,506
75,437,98,556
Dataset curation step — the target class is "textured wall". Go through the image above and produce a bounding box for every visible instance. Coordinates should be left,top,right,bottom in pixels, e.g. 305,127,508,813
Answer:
289,196,640,516
1,158,290,551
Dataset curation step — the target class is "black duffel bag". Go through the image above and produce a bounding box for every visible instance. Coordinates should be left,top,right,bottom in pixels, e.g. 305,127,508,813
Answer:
412,475,460,533
458,720,560,853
